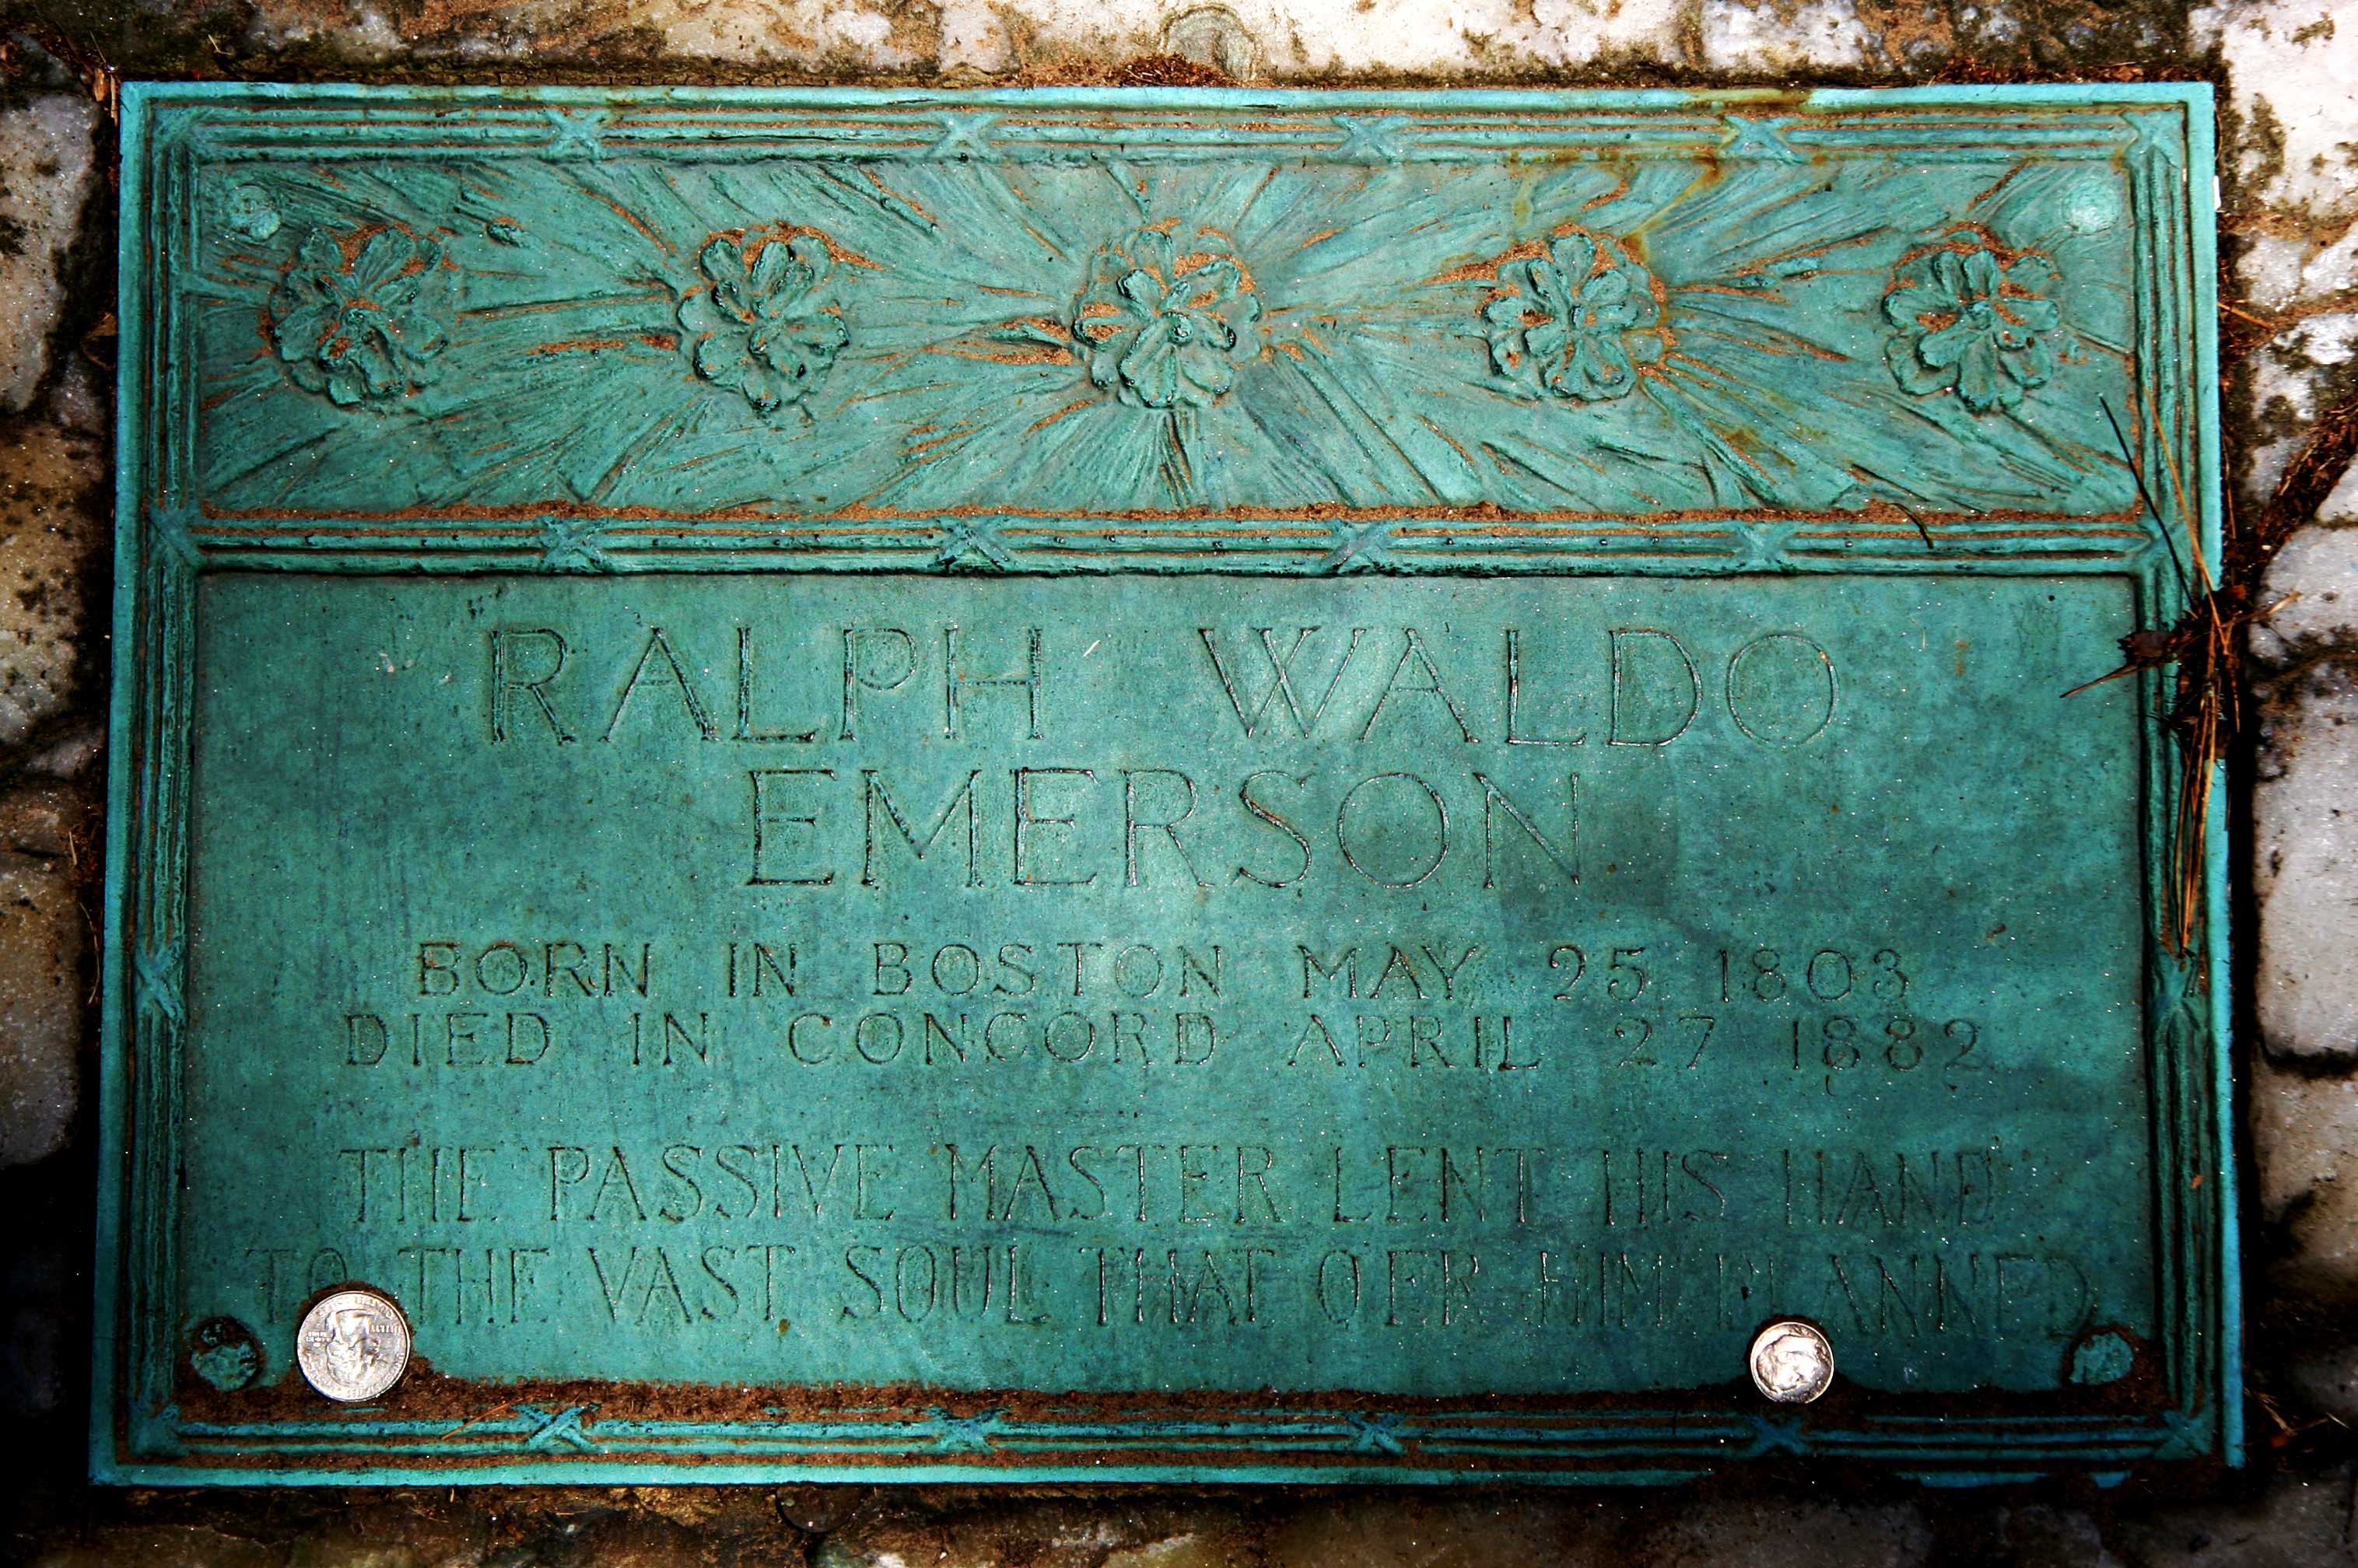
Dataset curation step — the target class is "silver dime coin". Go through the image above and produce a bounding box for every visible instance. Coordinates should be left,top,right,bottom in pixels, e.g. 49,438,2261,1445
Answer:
1749,1319,1834,1404
296,1287,411,1402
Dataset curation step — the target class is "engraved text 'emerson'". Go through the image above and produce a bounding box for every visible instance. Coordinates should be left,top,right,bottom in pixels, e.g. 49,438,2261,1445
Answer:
484,615,1837,891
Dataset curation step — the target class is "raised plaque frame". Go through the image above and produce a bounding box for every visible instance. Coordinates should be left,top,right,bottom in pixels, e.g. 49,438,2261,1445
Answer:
97,81,2234,1485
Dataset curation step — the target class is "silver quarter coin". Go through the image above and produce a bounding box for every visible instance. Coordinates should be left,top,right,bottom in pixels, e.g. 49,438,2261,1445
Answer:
296,1287,411,1402
1749,1319,1834,1404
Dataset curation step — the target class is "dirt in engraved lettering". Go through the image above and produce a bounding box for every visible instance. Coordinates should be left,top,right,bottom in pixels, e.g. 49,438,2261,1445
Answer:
478,614,1855,892
339,933,1991,1083
255,1132,2091,1389
307,1139,2040,1244
492,618,1799,758
170,575,2158,1478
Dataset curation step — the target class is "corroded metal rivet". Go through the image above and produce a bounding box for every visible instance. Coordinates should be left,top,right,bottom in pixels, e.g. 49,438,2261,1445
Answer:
1749,1319,1834,1404
187,1316,262,1391
222,183,281,241
2071,1328,2135,1386
296,1286,412,1403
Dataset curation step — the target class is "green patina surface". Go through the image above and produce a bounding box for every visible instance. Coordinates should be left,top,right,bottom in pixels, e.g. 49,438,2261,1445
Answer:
98,82,2231,1485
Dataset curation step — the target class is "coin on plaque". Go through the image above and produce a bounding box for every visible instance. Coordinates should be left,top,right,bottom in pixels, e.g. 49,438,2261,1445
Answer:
296,1287,411,1402
1749,1319,1834,1404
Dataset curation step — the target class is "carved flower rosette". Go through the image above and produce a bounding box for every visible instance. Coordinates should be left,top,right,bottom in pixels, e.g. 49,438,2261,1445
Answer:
1481,230,1666,403
267,226,454,408
1882,243,2068,414
202,135,2140,524
678,229,850,417
1070,226,1265,411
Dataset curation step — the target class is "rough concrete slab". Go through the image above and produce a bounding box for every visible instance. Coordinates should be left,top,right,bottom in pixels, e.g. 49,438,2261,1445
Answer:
0,783,88,1169
0,849,82,1166
2289,1340,2358,1421
2241,316,2358,507
1699,0,1870,70
1627,1503,1930,1568
2253,523,2358,667
0,422,103,755
1106,1536,1232,1568
2254,660,2358,1063
2110,1464,2358,1567
2254,533,2358,1063
0,98,100,415
1997,1507,2125,1568
237,0,1701,74
18,723,101,782
2316,459,2358,529
0,1234,69,1420
2199,3,2358,229
28,1528,282,1568
230,0,1838,75
2253,1052,2358,1303
822,1503,1251,1568
1264,1498,1617,1567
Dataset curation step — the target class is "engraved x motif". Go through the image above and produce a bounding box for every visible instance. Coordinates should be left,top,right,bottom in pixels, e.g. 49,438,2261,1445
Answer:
150,507,205,569
1730,519,1800,571
928,112,1001,160
517,1404,601,1451
1320,518,1396,574
541,108,607,161
1331,114,1405,163
1343,1410,1410,1454
934,518,1015,572
2152,1408,2208,1459
1720,114,1803,163
923,1407,1009,1453
2123,109,2185,166
1737,1413,1810,1458
537,519,614,573
135,943,186,1028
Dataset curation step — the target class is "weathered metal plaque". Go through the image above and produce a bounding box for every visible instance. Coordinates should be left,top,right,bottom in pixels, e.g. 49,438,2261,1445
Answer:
100,82,2234,1484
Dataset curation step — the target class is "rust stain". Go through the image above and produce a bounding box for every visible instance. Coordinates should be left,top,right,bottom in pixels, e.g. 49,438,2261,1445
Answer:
906,429,970,457
527,337,635,355
1002,525,1332,539
1025,397,1098,434
458,289,668,320
191,492,2146,530
860,168,937,228
1414,415,1480,473
1680,322,1851,364
1428,237,1545,287
156,1330,2170,1475
1580,170,1634,212
583,188,675,257
696,222,884,271
927,342,1077,366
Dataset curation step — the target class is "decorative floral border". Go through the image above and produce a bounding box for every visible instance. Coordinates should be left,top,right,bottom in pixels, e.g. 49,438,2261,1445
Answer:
173,100,2160,527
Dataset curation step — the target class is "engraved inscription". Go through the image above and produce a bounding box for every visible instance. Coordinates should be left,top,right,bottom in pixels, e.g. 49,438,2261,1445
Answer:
184,572,2150,1399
